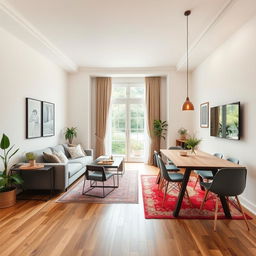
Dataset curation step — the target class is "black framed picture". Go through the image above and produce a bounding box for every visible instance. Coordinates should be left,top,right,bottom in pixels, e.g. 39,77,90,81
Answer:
26,98,42,139
42,101,55,137
200,102,209,128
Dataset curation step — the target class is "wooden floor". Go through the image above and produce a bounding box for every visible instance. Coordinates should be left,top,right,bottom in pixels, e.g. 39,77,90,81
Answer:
0,163,256,256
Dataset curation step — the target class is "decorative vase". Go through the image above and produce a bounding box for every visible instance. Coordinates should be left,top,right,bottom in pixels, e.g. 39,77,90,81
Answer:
180,134,186,140
191,147,196,154
0,188,16,208
29,160,36,166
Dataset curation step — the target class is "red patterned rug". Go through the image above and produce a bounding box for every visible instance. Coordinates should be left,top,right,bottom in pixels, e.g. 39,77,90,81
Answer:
57,170,138,204
141,175,252,219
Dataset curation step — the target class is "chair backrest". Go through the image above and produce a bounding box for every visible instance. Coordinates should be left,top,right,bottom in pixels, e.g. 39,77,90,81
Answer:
153,151,160,168
209,168,247,196
227,157,240,164
85,165,106,181
157,155,170,181
168,146,182,150
214,153,223,159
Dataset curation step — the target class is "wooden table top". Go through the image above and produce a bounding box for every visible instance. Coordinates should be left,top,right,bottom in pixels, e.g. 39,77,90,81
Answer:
160,149,243,169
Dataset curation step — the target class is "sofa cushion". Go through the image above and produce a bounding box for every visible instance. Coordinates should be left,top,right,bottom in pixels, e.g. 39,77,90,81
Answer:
68,156,92,167
43,152,61,163
54,151,68,164
66,144,85,159
68,163,83,178
50,144,66,156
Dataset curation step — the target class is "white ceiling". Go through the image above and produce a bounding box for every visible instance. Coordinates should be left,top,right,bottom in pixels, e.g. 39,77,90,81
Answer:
1,0,256,71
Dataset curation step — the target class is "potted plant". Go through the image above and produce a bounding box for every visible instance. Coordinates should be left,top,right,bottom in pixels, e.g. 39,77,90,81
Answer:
185,136,201,154
26,152,36,166
0,134,23,208
178,128,188,140
153,120,168,140
64,127,77,145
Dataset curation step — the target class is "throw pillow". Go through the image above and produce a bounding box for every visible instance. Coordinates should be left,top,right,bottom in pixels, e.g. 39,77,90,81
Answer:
54,151,68,164
66,144,85,159
43,152,61,163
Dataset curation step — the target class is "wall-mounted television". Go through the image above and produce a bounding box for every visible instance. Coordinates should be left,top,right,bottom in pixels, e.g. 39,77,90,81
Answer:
210,102,240,140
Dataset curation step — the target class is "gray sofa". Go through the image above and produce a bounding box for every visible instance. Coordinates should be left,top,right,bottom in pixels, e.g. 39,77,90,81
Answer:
21,144,93,192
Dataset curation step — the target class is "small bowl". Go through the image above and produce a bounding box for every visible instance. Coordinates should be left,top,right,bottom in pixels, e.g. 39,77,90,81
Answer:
180,151,188,156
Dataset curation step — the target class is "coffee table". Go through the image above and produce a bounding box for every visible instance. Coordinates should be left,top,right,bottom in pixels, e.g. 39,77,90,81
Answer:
91,156,125,187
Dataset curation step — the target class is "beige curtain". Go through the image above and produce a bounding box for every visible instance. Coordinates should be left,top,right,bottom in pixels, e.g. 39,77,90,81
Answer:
145,77,161,165
95,77,112,157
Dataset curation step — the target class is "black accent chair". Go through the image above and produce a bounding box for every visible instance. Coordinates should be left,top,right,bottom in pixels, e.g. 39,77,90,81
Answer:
194,153,224,189
157,155,191,206
82,165,116,198
154,151,180,185
200,168,249,231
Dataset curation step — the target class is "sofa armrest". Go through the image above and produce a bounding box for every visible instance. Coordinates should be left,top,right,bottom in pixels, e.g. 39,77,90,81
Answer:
84,149,94,158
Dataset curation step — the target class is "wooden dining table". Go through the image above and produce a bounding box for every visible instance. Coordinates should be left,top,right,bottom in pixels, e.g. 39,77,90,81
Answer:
160,149,243,218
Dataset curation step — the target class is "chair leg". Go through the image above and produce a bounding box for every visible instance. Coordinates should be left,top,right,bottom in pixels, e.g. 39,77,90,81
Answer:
200,189,209,211
194,176,199,190
162,181,169,207
82,176,86,194
185,188,193,207
235,196,250,231
214,197,219,231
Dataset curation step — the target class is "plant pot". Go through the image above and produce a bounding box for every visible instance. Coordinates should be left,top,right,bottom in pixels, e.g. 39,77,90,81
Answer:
180,134,187,140
0,188,16,208
29,160,36,166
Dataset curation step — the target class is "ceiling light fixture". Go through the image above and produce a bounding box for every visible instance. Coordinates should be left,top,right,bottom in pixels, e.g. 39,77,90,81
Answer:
182,10,194,111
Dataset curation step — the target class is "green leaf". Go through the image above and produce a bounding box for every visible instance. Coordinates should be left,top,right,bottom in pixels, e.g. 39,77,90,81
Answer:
8,148,19,161
0,134,10,150
10,174,23,185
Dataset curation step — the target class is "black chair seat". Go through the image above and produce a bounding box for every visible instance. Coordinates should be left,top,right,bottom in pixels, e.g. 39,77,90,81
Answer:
166,164,180,172
194,170,213,179
168,172,184,182
200,181,212,190
88,171,114,181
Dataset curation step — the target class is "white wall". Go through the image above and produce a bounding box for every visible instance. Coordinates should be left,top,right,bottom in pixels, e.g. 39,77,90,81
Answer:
0,27,67,165
67,69,193,154
191,14,256,213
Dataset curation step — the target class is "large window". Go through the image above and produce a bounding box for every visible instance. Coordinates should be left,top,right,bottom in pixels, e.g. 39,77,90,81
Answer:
110,83,145,161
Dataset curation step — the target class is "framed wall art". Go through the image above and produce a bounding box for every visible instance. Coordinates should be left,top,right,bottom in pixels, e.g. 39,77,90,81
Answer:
42,101,55,137
26,98,42,139
200,102,209,128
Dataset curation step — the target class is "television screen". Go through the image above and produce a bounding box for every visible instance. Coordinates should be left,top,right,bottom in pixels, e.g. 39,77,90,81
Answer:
210,102,240,140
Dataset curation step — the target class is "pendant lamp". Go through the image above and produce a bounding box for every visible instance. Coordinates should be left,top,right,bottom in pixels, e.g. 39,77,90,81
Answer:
182,10,194,111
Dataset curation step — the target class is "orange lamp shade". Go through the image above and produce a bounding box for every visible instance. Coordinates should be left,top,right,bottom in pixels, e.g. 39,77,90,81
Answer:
182,97,194,111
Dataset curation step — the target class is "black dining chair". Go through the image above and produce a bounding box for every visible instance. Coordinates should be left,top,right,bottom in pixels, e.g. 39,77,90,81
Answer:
194,153,224,189
157,155,191,206
82,165,116,198
154,151,180,186
200,167,249,231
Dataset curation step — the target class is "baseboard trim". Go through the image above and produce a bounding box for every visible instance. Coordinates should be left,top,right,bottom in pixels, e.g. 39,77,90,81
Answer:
239,195,256,216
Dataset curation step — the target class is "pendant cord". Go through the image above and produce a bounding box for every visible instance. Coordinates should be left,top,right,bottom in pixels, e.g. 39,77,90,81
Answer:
186,14,189,98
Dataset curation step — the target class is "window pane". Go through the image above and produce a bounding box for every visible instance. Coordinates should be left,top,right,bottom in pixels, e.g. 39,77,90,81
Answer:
112,141,126,154
112,87,126,98
130,87,144,98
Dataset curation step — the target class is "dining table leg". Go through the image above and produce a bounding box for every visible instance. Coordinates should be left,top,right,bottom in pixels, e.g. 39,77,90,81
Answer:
219,196,231,218
173,167,192,217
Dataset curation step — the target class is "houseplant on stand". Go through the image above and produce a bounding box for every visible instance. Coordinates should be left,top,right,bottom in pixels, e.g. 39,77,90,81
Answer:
64,127,77,145
26,152,37,166
185,136,201,154
178,128,188,140
0,134,23,208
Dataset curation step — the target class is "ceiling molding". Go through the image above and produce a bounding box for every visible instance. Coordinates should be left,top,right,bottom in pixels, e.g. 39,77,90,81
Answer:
176,0,234,70
78,66,176,76
0,0,77,72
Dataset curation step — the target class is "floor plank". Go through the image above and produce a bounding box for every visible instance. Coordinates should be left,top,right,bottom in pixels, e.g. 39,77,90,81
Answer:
0,163,255,256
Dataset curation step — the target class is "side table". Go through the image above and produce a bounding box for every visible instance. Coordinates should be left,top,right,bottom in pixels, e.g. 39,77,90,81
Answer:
11,164,55,201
